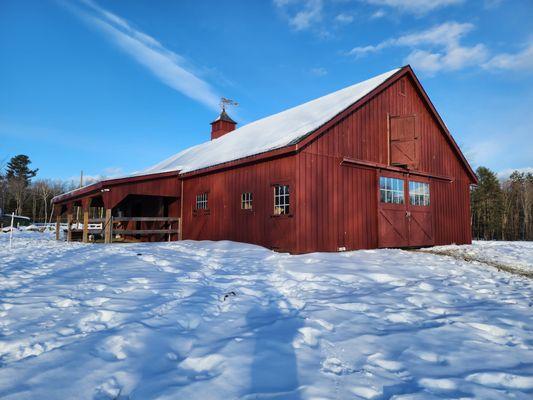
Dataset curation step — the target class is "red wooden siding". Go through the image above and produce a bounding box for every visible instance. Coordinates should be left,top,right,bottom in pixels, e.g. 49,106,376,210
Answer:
53,68,473,253
295,74,472,252
181,156,297,252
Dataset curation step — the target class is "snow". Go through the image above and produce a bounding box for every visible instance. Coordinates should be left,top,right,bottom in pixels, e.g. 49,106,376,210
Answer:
422,240,533,275
1,232,532,399
142,68,400,174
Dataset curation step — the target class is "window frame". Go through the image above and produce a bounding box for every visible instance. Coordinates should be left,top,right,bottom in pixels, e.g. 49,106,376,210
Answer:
194,192,209,213
241,192,253,211
408,180,430,207
379,176,405,205
272,184,291,216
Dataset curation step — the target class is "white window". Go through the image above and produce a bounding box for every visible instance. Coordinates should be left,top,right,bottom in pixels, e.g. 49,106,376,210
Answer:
380,177,404,204
273,185,290,215
409,181,430,206
241,192,253,210
196,193,208,210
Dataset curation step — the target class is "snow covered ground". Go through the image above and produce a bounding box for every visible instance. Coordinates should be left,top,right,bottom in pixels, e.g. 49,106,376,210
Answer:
421,241,533,276
1,232,532,399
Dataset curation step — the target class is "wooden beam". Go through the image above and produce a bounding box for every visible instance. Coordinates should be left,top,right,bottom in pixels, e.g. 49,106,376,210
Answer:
55,214,61,241
112,217,180,222
67,212,73,242
340,157,453,182
82,208,89,243
104,209,112,244
113,229,180,235
179,179,184,241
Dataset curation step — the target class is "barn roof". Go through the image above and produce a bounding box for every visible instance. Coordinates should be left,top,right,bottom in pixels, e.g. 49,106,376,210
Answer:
142,67,401,175
53,65,477,203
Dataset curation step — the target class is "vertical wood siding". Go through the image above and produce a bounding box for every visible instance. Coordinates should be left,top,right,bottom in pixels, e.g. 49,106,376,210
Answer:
181,157,297,252
296,75,472,252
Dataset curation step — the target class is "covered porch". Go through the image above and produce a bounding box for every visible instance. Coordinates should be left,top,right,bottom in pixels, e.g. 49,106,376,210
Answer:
52,172,182,243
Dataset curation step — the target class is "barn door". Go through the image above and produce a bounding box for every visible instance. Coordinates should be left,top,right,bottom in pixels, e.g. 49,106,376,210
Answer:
378,174,434,248
268,183,294,252
407,179,434,247
389,116,418,169
377,174,408,248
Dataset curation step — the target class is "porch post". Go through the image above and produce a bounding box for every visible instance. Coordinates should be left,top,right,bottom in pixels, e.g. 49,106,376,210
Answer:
82,198,90,243
55,206,61,241
104,208,113,244
66,206,73,242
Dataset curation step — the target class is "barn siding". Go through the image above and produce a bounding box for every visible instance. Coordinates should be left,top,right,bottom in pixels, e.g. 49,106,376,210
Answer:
181,156,298,252
296,75,472,252
55,69,473,253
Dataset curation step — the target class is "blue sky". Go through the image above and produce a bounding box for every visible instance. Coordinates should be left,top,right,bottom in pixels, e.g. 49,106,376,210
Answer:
1,0,532,181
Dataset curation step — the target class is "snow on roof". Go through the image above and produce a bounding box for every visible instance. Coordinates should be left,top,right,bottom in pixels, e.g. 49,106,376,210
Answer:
143,67,401,174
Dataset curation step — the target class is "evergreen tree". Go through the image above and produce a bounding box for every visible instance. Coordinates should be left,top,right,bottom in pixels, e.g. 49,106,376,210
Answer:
471,166,503,240
5,154,38,215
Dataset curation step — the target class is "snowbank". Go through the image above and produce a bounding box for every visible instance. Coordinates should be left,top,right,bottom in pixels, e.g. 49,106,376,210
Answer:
0,234,532,399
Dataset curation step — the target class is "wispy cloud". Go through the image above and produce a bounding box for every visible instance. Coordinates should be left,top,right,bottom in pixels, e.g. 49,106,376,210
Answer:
347,21,533,75
497,167,533,180
309,67,328,76
66,0,220,111
483,42,533,71
371,9,386,19
335,13,354,24
274,0,324,32
360,0,464,15
347,22,489,75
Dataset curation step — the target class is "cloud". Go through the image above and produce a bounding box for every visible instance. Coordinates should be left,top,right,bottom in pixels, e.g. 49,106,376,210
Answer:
371,9,386,18
347,22,489,74
361,0,463,15
335,13,354,24
274,0,324,31
497,167,533,180
310,67,328,76
67,0,220,111
483,43,533,71
464,138,503,167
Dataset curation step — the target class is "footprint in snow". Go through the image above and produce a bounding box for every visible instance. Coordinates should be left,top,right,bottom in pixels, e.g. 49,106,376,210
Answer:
321,357,357,375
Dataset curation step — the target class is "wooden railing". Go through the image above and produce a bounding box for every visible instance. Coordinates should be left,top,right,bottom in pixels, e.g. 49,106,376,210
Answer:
109,217,180,243
65,216,180,243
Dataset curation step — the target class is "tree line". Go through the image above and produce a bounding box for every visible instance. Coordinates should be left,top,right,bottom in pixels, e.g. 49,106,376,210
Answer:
0,155,100,223
471,166,533,241
1,154,532,240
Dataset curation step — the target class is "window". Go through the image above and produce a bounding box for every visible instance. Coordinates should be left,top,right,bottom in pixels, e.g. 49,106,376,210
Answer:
196,193,208,210
409,181,430,206
273,185,290,215
380,177,404,204
241,192,253,210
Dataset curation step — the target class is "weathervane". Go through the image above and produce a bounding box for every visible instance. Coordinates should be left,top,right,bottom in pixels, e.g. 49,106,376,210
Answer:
220,97,238,112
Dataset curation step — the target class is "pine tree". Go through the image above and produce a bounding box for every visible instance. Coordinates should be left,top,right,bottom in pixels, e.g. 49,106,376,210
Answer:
471,166,503,240
5,154,38,215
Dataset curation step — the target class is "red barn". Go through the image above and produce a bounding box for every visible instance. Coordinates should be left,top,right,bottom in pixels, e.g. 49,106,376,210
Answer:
52,66,477,253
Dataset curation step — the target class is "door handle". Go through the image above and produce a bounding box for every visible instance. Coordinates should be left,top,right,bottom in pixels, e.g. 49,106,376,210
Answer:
406,211,411,218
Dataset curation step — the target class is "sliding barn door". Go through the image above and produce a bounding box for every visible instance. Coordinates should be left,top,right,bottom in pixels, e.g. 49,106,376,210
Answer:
407,179,434,247
378,174,434,248
377,174,408,248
